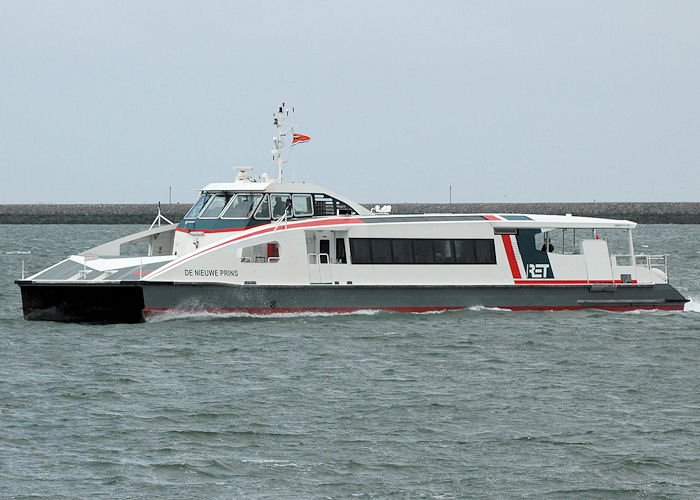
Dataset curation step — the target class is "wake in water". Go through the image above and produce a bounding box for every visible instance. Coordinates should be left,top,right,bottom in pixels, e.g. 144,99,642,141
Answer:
684,297,700,313
147,305,519,322
146,308,384,323
4,251,31,255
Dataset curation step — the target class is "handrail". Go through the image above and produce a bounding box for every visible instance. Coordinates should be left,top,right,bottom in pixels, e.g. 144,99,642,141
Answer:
612,253,669,282
273,212,288,231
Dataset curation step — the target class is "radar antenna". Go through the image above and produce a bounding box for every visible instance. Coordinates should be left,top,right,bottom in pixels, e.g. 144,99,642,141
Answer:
271,102,297,182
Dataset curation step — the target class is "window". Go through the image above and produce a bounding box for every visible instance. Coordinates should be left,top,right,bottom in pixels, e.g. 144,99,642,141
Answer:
292,194,313,217
454,240,476,264
370,239,392,264
312,193,358,216
336,238,347,264
391,239,413,264
433,240,454,264
184,193,212,219
240,241,280,263
349,239,372,264
474,239,496,263
254,195,270,220
348,238,496,265
200,194,231,218
413,240,434,264
222,194,261,219
270,194,291,219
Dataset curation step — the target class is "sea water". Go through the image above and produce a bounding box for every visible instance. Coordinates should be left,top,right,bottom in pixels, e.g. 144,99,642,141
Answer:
1,224,698,498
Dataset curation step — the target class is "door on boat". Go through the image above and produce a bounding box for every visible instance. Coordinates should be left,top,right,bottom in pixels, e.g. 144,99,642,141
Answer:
307,230,333,283
582,239,614,282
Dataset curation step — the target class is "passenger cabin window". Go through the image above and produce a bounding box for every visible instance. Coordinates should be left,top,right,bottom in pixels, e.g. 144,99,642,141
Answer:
292,194,313,217
240,241,280,263
412,239,434,264
222,193,261,219
254,195,271,220
391,239,413,264
370,239,392,264
349,238,496,265
184,193,212,219
200,194,231,218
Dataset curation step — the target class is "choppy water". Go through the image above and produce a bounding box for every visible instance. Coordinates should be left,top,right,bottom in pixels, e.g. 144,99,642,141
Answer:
1,224,698,498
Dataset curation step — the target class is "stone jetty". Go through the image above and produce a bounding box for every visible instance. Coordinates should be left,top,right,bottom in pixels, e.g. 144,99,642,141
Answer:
0,202,698,224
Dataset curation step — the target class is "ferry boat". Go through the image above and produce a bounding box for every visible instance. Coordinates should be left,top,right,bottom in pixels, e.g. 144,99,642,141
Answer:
17,105,688,322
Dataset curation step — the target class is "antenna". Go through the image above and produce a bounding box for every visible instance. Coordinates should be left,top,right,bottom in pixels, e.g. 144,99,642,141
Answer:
271,102,297,182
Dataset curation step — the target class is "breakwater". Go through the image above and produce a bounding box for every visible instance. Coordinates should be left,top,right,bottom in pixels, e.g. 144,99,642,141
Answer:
1,202,698,224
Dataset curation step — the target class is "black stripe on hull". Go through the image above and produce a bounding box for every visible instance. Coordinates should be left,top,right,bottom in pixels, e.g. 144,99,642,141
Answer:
17,281,688,323
18,282,145,323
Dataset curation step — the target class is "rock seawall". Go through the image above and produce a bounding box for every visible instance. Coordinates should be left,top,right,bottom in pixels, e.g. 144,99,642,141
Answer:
1,202,698,224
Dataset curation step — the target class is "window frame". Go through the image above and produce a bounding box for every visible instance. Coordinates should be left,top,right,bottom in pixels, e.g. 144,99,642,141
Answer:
184,193,212,219
220,193,263,220
198,193,232,219
270,194,292,219
292,194,314,217
253,194,271,220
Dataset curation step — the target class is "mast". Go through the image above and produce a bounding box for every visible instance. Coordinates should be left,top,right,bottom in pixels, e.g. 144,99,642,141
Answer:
271,102,296,182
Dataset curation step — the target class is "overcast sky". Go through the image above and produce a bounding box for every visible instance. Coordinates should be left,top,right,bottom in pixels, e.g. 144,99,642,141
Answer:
1,1,698,204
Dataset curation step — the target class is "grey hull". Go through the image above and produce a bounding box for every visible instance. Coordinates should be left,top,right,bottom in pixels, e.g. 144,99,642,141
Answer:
17,280,688,323
142,282,688,313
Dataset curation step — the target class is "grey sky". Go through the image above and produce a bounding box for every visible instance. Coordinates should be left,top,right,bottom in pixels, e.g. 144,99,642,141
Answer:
1,1,698,204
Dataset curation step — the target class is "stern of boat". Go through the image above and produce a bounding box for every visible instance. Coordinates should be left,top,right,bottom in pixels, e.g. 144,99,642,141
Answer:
17,281,146,323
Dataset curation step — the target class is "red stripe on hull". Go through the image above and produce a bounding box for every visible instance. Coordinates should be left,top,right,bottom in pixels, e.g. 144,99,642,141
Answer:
143,306,467,316
505,304,684,311
176,224,266,234
143,303,684,316
513,279,638,285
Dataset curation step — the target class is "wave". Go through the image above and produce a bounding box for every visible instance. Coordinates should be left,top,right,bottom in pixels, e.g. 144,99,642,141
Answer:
467,305,512,312
684,296,700,313
4,251,31,255
146,308,383,323
412,305,512,313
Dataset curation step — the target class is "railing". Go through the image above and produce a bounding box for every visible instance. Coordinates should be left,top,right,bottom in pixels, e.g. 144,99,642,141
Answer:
636,254,668,277
613,254,669,283
273,212,288,231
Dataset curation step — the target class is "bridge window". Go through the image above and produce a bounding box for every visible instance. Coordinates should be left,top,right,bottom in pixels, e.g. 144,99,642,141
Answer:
271,194,291,219
292,194,313,217
254,195,270,220
200,194,231,218
184,193,212,219
222,194,262,219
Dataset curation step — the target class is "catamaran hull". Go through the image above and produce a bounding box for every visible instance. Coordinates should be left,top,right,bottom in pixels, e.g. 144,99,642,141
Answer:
17,281,688,323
